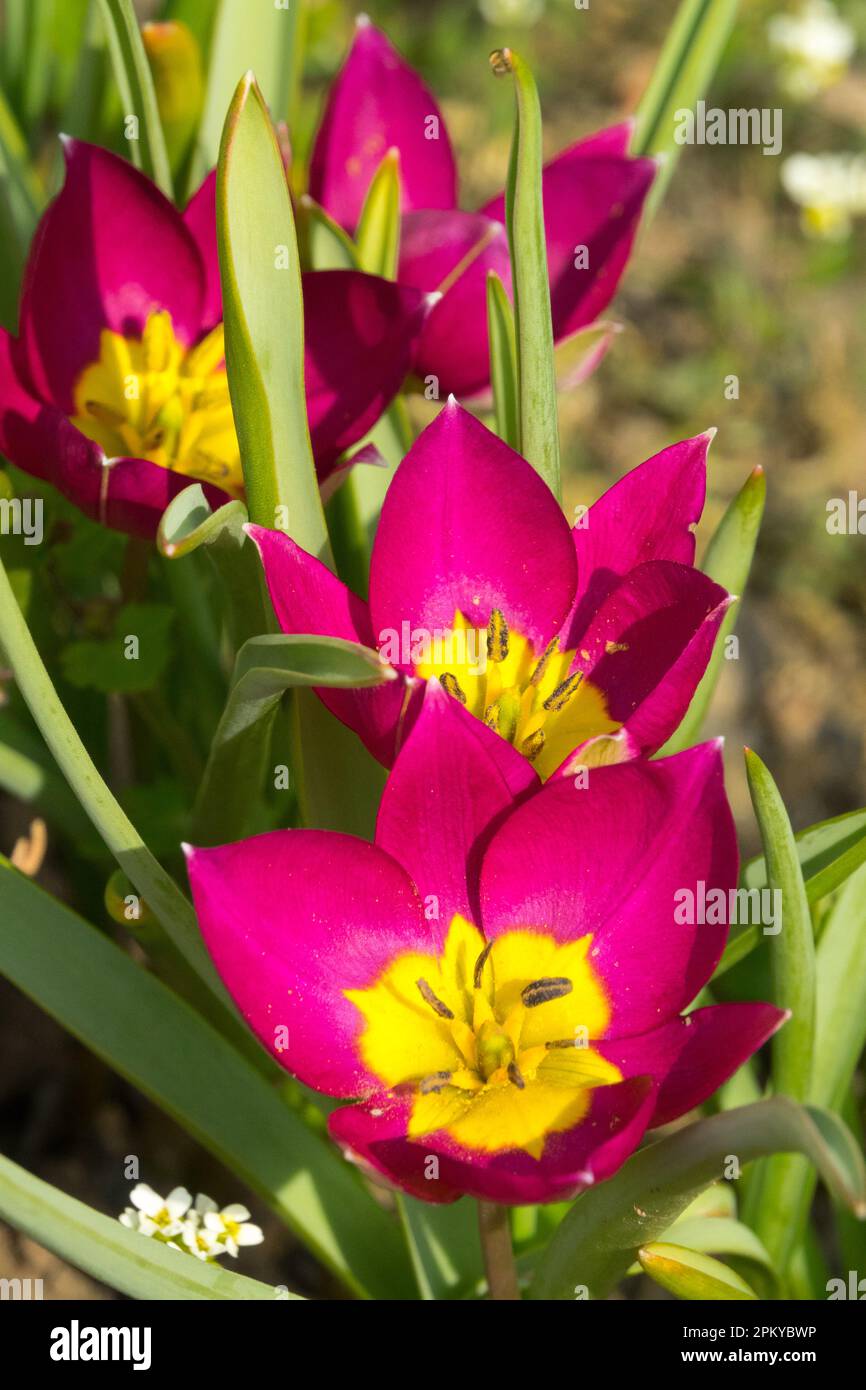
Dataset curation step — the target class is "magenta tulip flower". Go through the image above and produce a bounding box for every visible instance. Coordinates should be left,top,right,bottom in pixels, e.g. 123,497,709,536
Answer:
0,140,433,536
308,17,657,397
249,400,732,782
186,684,784,1205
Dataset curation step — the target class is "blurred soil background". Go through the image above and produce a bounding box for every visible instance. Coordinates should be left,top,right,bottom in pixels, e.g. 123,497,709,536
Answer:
1,0,864,1297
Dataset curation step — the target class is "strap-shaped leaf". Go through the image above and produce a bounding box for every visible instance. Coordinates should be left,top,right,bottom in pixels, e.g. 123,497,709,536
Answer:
0,1153,296,1301
632,0,740,215
529,1098,866,1300
638,1243,757,1300
398,1197,485,1301
97,0,173,195
486,269,519,450
491,48,560,497
0,860,413,1300
192,633,394,845
217,73,331,563
661,464,764,755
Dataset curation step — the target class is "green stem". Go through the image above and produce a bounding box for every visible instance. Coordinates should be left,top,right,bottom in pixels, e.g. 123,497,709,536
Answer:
478,1201,521,1300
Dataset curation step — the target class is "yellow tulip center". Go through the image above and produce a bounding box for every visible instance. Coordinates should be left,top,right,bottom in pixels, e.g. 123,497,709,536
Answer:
414,608,621,780
346,915,621,1159
71,310,242,497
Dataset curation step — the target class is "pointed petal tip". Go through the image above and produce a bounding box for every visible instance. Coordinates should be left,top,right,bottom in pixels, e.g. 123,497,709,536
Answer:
356,11,372,26
180,841,194,861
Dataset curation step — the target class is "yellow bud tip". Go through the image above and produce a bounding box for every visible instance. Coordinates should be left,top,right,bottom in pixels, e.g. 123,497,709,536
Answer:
489,48,513,77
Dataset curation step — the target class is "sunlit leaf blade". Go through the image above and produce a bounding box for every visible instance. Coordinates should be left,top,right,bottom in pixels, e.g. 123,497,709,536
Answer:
743,750,817,1270
0,861,413,1300
486,269,519,450
192,633,393,845
742,806,866,901
298,195,359,271
715,806,866,979
639,1242,758,1300
355,148,401,278
661,464,764,755
398,1197,485,1300
662,1217,774,1271
491,47,560,496
813,862,866,1109
631,0,740,215
529,1098,866,1300
0,1153,295,1300
217,73,331,563
97,0,173,195
191,0,302,187
745,749,815,1102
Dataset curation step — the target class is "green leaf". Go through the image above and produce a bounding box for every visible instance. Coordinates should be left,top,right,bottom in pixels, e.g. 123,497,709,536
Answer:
631,0,740,215
0,860,413,1299
491,48,560,497
355,149,401,278
0,83,42,327
663,1217,774,1272
60,603,174,694
715,806,866,980
191,0,303,188
529,1098,866,1300
638,1242,757,1300
292,691,387,841
0,1152,295,1300
297,195,359,271
217,74,331,564
486,269,519,450
97,0,173,196
742,805,866,904
745,749,815,1103
192,633,394,845
660,463,764,755
157,484,268,649
813,861,866,1109
398,1197,484,1300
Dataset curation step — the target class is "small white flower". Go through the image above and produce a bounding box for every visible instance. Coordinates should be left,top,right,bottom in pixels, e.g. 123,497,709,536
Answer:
782,151,866,238
202,1201,265,1258
124,1183,192,1238
768,0,856,100
180,1218,224,1262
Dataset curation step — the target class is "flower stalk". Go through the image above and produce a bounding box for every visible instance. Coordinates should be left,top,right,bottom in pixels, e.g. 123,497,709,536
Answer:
478,1201,521,1301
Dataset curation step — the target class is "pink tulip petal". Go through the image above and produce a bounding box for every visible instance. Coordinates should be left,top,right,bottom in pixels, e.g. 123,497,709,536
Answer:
566,433,712,634
328,1076,655,1205
369,400,577,660
567,560,732,756
482,123,656,342
186,830,431,1097
479,743,738,1037
20,140,205,410
182,169,221,331
303,270,433,477
398,210,511,397
247,525,407,765
309,18,457,233
601,1003,787,1128
376,680,519,923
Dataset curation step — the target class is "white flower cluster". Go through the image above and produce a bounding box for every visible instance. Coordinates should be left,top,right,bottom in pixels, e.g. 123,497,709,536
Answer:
119,1183,264,1262
768,0,856,100
782,151,866,238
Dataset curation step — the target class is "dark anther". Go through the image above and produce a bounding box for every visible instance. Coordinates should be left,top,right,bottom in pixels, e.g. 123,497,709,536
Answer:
416,977,455,1020
440,672,467,705
520,729,546,761
545,1038,584,1049
521,977,574,1008
507,1061,525,1090
529,636,560,687
419,1071,453,1094
487,608,509,663
473,939,494,989
543,672,583,713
